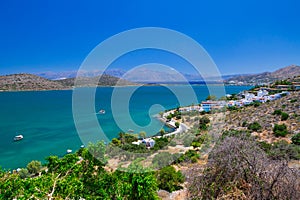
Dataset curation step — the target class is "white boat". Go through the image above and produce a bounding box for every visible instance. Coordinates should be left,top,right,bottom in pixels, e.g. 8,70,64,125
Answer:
14,135,23,141
66,149,72,154
98,109,106,114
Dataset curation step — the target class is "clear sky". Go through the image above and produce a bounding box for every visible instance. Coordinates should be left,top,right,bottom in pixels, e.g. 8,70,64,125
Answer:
0,0,299,75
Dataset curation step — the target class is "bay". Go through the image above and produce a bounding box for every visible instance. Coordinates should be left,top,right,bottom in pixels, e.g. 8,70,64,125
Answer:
0,85,251,169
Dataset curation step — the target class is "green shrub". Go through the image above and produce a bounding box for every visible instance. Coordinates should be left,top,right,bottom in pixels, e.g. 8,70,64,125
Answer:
248,122,262,132
292,133,300,145
152,152,177,168
27,160,42,174
156,166,184,192
242,121,248,127
273,124,288,137
18,168,30,179
281,112,289,121
273,109,282,115
175,150,199,164
199,116,210,124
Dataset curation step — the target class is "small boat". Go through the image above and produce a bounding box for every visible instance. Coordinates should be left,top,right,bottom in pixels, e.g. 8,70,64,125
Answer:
98,109,106,114
66,149,72,154
128,129,134,133
14,135,23,141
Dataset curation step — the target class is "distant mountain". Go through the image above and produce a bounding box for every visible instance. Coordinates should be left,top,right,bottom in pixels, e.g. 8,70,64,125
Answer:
57,74,137,87
225,65,300,84
36,68,250,84
0,73,136,91
35,69,128,80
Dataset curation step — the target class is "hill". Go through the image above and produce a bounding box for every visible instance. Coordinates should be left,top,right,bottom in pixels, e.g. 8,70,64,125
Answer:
57,74,137,87
0,74,66,91
226,65,300,84
0,73,136,91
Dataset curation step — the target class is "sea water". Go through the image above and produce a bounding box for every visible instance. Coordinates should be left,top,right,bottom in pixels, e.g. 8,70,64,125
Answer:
0,85,251,169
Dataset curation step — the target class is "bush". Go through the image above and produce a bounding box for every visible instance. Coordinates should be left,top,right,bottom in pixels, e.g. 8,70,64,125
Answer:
281,112,289,121
292,133,300,145
199,116,210,124
152,152,177,168
18,168,30,179
273,109,282,115
27,160,42,174
273,124,288,137
188,137,300,199
247,122,262,132
175,150,199,164
156,166,184,192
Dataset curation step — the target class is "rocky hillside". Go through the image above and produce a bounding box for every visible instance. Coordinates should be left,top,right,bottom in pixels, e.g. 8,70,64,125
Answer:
226,65,300,84
0,73,136,91
225,91,300,143
0,74,66,91
57,74,137,87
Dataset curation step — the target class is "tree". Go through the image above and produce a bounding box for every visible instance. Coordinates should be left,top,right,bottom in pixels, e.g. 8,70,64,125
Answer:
116,160,160,200
111,138,121,146
292,133,300,145
160,129,165,136
27,160,42,174
139,131,146,139
18,168,30,179
219,96,227,101
175,122,180,128
156,166,184,192
206,95,216,101
199,116,210,124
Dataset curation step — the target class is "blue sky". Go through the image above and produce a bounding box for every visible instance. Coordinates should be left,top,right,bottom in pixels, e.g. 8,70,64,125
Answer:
0,0,299,75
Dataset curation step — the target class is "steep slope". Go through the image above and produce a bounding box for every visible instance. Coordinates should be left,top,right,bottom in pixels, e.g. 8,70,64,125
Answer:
226,65,300,84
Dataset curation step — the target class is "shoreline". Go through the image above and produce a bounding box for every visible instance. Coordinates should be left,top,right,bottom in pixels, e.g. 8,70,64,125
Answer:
0,83,254,93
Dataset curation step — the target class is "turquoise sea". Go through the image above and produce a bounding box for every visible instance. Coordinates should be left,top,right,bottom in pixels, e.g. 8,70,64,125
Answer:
0,85,251,170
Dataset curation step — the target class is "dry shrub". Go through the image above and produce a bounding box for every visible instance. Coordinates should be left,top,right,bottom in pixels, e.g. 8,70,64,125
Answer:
187,136,300,200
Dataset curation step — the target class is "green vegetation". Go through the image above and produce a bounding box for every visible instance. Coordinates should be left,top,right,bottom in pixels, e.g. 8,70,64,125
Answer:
156,166,184,192
199,116,210,131
247,122,262,132
273,124,289,137
259,140,300,160
272,109,289,120
273,109,282,115
292,133,300,145
166,110,181,121
280,112,289,121
0,142,161,199
206,95,217,101
274,80,292,85
26,160,42,174
175,150,200,164
152,152,177,168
